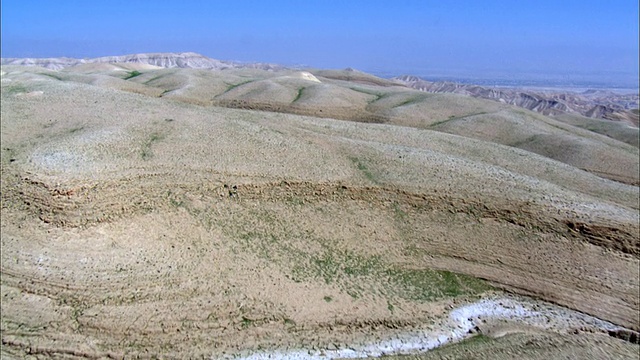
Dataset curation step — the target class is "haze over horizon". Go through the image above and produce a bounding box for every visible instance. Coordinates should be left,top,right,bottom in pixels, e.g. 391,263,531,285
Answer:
1,0,639,88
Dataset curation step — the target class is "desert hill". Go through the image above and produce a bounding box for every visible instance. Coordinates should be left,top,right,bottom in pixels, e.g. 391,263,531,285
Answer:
3,63,636,185
0,52,284,71
394,75,640,127
1,61,638,358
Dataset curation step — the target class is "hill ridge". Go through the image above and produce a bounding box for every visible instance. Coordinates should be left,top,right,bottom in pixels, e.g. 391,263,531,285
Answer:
0,52,282,71
394,74,640,125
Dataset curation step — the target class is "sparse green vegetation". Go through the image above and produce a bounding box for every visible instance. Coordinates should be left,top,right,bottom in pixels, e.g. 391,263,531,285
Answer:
223,80,254,93
140,132,165,159
386,268,491,301
124,70,142,80
349,87,386,103
2,84,28,95
241,316,254,329
393,202,408,222
40,72,65,81
292,87,305,103
68,126,84,134
429,112,487,127
392,95,428,108
349,87,383,96
2,63,638,358
285,195,305,206
205,201,491,305
143,74,166,84
350,157,378,184
167,190,184,207
295,248,490,301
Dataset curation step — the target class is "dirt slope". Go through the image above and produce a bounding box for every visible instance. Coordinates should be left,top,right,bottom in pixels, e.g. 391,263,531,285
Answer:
8,65,635,185
1,66,638,358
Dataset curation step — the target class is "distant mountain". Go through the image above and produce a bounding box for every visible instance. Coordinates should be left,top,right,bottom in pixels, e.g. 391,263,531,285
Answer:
0,52,284,71
91,52,233,69
394,75,639,126
0,56,85,70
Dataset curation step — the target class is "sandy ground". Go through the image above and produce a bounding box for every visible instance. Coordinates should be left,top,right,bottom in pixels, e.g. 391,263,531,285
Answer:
1,66,638,358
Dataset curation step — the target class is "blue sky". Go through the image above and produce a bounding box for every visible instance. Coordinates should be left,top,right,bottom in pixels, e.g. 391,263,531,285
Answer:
1,0,638,85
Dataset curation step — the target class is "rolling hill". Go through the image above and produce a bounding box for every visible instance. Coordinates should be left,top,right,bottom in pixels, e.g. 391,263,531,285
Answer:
1,59,638,358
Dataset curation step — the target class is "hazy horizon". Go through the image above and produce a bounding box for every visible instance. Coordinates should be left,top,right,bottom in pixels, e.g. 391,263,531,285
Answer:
2,1,638,88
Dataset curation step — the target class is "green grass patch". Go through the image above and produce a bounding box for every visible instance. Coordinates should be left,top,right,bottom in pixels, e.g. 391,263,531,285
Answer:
385,268,490,301
349,157,378,184
349,87,387,103
391,95,428,108
429,112,488,128
241,316,254,329
143,74,166,84
292,247,490,302
123,70,142,80
140,132,165,160
198,205,491,305
68,126,84,134
292,87,306,103
40,72,65,81
2,84,28,95
222,80,254,93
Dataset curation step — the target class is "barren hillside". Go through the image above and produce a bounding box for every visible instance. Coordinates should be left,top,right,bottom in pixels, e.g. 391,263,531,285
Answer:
394,75,640,127
7,64,635,185
1,64,638,358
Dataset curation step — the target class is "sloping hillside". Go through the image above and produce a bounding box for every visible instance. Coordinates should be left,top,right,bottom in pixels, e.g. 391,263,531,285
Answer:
5,64,635,185
1,65,638,358
394,75,640,126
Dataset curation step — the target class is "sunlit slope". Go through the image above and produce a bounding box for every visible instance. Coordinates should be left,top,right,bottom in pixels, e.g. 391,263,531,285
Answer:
1,67,639,357
26,65,637,185
554,112,639,148
1,67,637,210
428,109,640,185
1,67,637,242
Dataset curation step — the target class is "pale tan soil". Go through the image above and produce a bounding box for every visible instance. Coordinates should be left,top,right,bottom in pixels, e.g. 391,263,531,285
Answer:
4,65,637,185
125,67,640,185
1,66,639,358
